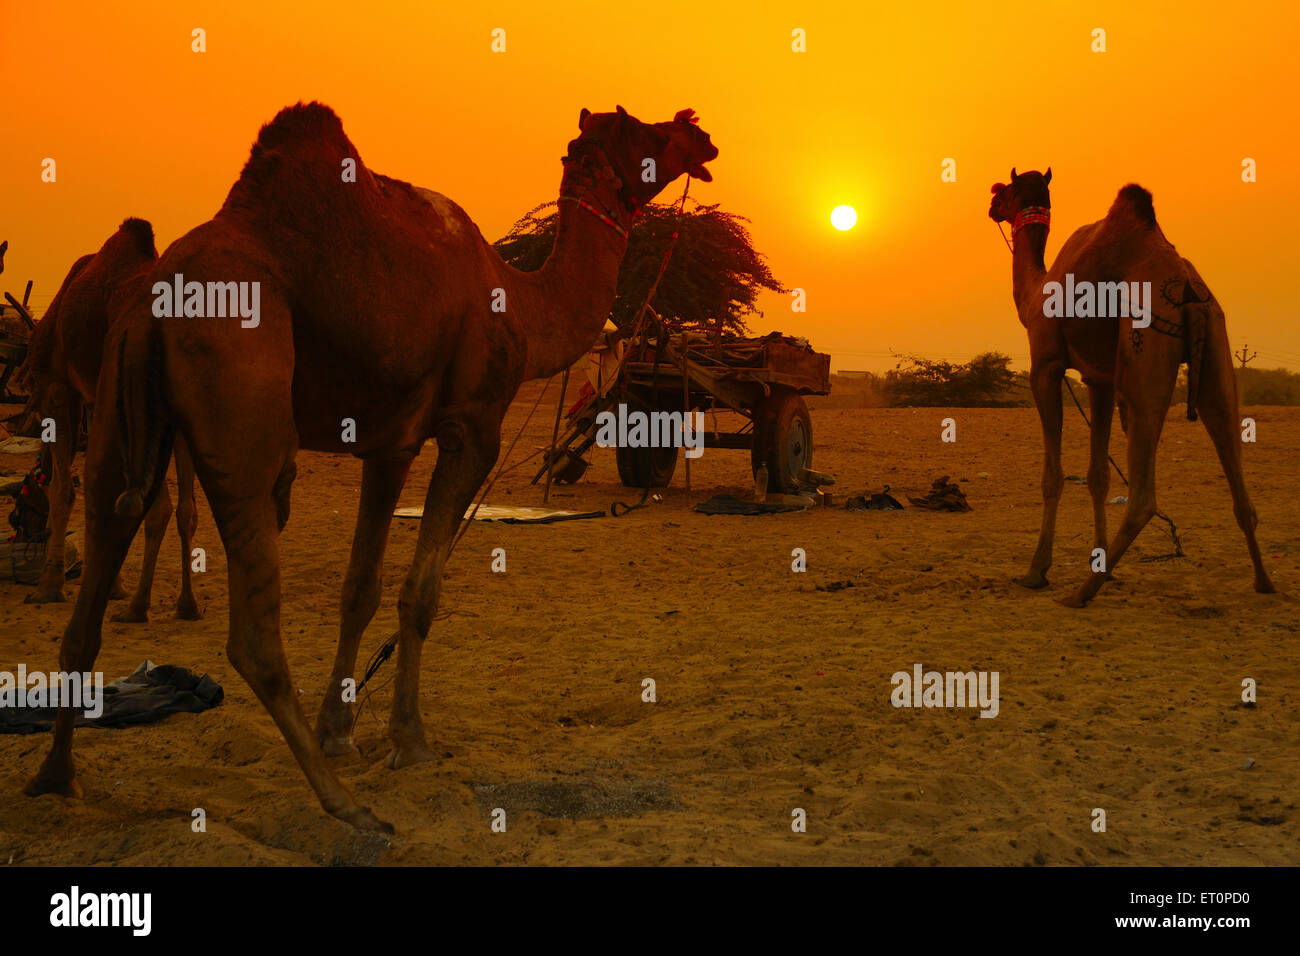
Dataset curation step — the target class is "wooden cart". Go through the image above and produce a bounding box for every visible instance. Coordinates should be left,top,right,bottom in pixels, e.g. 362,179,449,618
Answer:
535,330,831,493
0,282,36,404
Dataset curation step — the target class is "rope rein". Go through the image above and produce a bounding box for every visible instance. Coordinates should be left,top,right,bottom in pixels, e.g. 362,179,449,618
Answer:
609,174,692,517
998,194,1185,560
1061,378,1185,558
353,157,694,709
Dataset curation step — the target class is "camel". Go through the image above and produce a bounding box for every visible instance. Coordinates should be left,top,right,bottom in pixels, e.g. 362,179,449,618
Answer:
1,240,7,273
25,102,717,831
989,168,1273,606
14,220,200,617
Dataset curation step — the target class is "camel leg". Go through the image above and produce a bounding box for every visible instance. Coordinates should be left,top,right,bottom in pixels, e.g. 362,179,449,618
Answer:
189,431,389,832
81,404,131,601
386,418,500,770
1086,382,1115,559
317,454,412,757
1065,360,1177,607
111,479,172,623
173,434,203,619
1195,334,1275,594
168,282,389,832
27,390,79,604
24,403,149,797
1015,361,1065,589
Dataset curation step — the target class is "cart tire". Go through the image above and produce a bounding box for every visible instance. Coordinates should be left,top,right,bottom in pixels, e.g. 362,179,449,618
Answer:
616,443,679,489
752,389,813,493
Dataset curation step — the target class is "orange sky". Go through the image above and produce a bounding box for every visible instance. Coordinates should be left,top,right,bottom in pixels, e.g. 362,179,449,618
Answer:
3,0,1298,372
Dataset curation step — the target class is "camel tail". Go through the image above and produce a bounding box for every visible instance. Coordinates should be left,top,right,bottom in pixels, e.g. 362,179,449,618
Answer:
1184,306,1209,422
113,319,169,518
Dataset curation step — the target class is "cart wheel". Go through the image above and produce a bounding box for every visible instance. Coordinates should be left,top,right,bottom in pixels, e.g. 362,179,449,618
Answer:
752,388,812,493
616,443,679,488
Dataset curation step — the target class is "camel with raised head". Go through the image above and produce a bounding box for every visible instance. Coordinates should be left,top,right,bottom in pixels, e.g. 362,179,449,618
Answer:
15,219,200,617
989,168,1273,606
26,102,717,831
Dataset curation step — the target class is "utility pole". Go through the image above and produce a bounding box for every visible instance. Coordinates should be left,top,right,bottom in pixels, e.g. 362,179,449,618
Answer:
1234,344,1256,369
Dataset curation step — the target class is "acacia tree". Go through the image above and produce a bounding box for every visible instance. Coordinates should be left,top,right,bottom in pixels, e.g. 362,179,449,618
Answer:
886,352,1025,407
493,200,785,337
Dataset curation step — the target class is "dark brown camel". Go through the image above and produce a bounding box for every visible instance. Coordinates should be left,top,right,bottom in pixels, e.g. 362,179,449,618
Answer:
26,102,717,831
989,168,1273,606
15,220,200,617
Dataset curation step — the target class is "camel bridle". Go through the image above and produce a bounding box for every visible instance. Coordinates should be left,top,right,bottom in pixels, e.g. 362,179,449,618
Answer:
991,178,1050,253
1013,206,1051,233
560,136,642,238
994,198,1051,253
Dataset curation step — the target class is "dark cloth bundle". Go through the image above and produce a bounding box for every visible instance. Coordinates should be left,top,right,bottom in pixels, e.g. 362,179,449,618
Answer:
845,487,905,511
0,660,223,734
908,476,972,512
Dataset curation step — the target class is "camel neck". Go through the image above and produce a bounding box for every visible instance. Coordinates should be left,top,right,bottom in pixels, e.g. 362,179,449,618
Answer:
1012,222,1048,320
516,179,630,380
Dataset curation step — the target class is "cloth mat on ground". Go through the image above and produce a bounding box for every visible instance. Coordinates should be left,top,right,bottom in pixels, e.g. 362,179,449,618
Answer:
395,505,605,524
0,660,224,734
693,494,807,516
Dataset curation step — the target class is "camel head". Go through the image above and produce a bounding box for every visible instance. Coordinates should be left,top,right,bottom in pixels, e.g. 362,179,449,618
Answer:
0,240,7,276
989,167,1051,225
564,106,718,221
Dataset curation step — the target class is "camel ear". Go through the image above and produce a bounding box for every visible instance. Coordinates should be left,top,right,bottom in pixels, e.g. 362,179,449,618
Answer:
1010,167,1018,181
579,108,591,130
1044,167,1052,185
616,104,629,120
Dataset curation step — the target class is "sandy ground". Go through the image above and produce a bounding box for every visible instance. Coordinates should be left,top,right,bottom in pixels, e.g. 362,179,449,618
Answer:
0,388,1296,866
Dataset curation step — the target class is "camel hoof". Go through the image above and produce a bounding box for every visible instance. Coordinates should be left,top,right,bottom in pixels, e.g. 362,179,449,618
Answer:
174,599,203,621
1013,573,1049,590
320,735,359,758
24,589,67,605
1058,592,1089,609
1256,578,1276,595
385,743,438,770
23,774,84,800
334,804,394,834
110,606,149,624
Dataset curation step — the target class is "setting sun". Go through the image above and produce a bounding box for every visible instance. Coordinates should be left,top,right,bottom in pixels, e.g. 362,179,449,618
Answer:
830,204,857,231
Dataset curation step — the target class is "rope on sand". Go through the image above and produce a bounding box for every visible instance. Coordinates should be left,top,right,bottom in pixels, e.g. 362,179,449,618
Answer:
1063,377,1185,559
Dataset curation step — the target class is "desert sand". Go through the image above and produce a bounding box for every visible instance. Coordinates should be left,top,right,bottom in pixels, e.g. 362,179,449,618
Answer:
0,386,1296,866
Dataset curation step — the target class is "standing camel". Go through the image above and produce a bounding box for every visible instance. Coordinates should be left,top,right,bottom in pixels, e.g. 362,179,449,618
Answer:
989,168,1273,606
26,102,717,831
16,219,200,616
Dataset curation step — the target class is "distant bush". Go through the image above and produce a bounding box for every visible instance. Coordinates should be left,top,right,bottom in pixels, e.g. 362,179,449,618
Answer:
1236,367,1300,405
885,352,1029,407
828,360,1300,409
1169,366,1300,407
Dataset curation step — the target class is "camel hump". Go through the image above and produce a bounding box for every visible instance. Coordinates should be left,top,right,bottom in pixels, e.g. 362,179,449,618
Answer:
1108,184,1157,228
118,218,156,259
255,101,347,151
